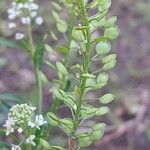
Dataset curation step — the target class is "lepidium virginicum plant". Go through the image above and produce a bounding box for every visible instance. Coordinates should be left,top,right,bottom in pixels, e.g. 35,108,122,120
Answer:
47,0,119,150
2,0,119,149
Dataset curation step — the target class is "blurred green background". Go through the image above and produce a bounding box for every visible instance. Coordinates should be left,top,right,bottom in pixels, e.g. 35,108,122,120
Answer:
0,0,150,150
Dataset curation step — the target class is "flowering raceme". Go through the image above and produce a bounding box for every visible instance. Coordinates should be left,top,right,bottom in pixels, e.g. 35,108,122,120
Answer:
3,104,47,149
7,0,43,40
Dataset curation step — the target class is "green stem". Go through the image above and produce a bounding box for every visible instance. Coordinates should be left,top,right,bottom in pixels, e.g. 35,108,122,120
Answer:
28,25,43,113
22,124,31,150
28,25,34,56
73,0,91,138
35,65,43,113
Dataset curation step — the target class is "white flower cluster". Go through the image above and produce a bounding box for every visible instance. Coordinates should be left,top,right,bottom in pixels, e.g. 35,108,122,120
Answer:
3,103,47,149
8,104,36,124
7,0,43,40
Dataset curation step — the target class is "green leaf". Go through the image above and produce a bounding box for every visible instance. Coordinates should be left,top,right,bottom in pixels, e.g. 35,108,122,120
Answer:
57,20,68,33
47,112,59,126
47,112,73,134
82,73,96,78
50,31,58,40
0,93,22,102
51,146,65,150
53,89,64,100
40,138,64,150
99,93,114,104
72,29,84,41
96,41,111,54
102,54,117,64
45,61,55,69
59,118,74,135
94,82,107,90
40,138,52,149
53,89,76,109
97,72,109,83
81,105,97,119
57,45,69,54
90,0,98,9
85,78,107,91
45,44,53,53
98,0,111,12
0,37,19,48
51,2,62,11
92,36,107,44
104,26,120,40
105,16,117,28
78,133,92,148
102,59,117,70
91,123,106,141
90,16,106,31
52,11,60,21
56,61,68,75
85,78,97,89
70,40,79,49
99,0,109,6
39,71,48,83
95,106,109,116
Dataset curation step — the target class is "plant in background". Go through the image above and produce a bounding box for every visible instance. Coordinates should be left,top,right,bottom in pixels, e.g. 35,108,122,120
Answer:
1,0,119,149
7,0,44,113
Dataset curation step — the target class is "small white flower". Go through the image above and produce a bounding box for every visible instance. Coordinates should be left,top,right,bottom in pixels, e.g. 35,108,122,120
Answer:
30,3,39,10
35,16,43,25
28,121,35,128
7,7,21,20
34,115,47,129
21,17,31,25
3,117,15,136
11,144,21,150
28,115,46,130
8,22,17,29
8,14,17,20
30,105,36,111
30,11,37,18
17,127,23,133
17,3,23,10
26,135,36,146
15,33,24,40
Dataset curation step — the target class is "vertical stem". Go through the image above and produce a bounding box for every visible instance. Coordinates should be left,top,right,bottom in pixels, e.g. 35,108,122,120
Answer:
35,65,43,113
26,145,31,150
72,0,92,149
22,124,31,150
68,138,76,150
28,25,43,113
